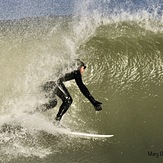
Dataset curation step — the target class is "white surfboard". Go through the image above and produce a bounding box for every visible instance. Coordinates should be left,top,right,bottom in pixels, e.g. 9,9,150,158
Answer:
53,125,114,138
69,131,114,138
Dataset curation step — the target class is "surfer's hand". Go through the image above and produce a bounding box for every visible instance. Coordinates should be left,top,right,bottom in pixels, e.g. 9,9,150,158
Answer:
94,101,102,111
87,94,102,111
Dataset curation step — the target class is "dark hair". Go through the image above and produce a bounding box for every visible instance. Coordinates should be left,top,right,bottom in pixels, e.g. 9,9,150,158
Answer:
75,59,86,70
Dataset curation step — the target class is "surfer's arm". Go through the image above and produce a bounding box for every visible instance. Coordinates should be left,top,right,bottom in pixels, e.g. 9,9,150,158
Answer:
74,71,90,98
74,71,102,111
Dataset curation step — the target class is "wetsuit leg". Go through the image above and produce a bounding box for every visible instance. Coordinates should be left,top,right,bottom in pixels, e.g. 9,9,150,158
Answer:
43,98,57,110
55,82,73,121
39,81,58,112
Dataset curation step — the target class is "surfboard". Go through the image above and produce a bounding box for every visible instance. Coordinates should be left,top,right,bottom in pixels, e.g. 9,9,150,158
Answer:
53,125,114,138
69,131,114,138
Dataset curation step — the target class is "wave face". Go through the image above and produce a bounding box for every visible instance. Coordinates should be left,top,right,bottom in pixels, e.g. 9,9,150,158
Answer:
0,0,163,162
82,22,163,91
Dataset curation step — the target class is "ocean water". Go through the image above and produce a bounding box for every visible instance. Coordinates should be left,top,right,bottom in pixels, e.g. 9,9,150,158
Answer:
0,0,163,163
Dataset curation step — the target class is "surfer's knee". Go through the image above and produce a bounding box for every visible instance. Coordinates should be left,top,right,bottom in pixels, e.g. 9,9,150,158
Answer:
43,81,56,92
45,99,57,110
64,96,73,106
49,99,57,108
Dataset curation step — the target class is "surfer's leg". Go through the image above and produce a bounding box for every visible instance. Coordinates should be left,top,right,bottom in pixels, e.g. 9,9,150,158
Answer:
55,82,73,121
43,98,57,110
35,98,57,112
37,81,58,112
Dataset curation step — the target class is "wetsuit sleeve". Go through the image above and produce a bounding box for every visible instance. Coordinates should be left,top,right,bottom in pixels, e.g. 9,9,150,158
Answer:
74,71,102,111
74,71,91,98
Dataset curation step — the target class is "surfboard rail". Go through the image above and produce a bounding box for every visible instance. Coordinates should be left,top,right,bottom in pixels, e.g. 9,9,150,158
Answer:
52,124,114,138
70,131,114,138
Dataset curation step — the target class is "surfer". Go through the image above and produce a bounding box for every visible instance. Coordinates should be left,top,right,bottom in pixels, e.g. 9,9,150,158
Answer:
39,59,102,123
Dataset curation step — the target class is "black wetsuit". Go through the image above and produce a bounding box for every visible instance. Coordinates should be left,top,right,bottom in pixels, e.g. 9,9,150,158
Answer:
43,69,102,121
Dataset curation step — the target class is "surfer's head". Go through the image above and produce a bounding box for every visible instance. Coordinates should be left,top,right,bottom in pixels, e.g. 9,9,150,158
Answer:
80,65,86,74
75,59,86,73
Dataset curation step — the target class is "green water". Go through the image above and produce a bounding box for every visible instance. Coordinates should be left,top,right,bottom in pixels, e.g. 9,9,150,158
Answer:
0,15,163,163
